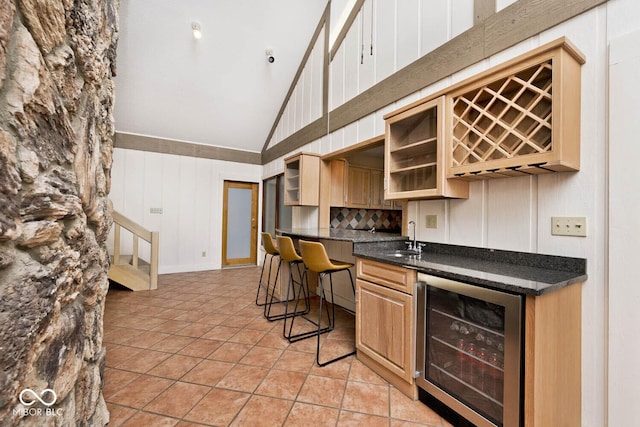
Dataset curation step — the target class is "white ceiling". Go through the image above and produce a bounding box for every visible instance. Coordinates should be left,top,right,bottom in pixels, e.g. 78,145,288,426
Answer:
114,0,329,154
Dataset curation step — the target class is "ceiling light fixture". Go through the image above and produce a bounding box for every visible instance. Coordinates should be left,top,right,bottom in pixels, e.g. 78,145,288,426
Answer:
191,22,202,40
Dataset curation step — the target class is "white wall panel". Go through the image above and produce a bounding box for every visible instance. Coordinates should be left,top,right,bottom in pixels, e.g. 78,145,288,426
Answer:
608,27,640,427
450,0,474,38
357,114,376,141
344,13,360,103
414,199,447,243
486,175,536,252
159,153,180,269
449,181,486,247
396,0,420,70
374,0,396,83
330,44,345,109
420,0,448,56
359,2,375,93
311,31,324,120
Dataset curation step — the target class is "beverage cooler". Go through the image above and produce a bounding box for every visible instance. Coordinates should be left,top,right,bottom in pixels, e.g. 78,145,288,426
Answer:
416,273,523,427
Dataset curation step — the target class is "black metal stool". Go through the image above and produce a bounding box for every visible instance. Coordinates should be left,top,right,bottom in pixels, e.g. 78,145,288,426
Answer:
256,232,280,309
299,240,356,367
276,236,323,339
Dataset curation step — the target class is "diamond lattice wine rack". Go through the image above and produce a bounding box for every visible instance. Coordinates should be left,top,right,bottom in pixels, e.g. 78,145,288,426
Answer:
447,38,585,180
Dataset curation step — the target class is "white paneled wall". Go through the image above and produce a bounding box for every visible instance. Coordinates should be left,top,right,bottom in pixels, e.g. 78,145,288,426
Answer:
109,148,262,273
267,29,325,150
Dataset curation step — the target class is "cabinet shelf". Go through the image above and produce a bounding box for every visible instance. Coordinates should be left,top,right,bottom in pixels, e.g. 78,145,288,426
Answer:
284,153,320,206
390,162,437,175
385,96,469,200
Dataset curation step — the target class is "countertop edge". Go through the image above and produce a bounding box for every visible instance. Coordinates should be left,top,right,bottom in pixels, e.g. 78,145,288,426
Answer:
353,252,588,297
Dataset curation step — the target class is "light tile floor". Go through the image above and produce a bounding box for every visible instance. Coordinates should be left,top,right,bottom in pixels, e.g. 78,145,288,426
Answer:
103,266,454,426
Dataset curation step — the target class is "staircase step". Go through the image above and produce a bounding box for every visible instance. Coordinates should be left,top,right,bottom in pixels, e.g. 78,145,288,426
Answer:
108,264,152,291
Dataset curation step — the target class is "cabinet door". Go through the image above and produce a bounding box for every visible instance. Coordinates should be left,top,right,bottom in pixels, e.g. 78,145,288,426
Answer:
370,169,391,209
330,159,347,207
356,279,415,382
347,166,370,208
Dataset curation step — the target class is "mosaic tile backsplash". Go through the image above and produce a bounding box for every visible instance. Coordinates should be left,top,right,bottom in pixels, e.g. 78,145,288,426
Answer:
330,208,402,232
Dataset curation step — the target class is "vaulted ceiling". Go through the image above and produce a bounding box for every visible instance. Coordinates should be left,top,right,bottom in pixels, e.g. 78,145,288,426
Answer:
113,0,329,154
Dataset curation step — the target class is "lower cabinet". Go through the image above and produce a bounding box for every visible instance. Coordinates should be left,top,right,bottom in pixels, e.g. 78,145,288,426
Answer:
356,258,418,399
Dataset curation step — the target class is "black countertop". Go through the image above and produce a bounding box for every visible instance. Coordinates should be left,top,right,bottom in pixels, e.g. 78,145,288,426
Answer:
277,227,407,243
353,241,587,296
277,228,587,296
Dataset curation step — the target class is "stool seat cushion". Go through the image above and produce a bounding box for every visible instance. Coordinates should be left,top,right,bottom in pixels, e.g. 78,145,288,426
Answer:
299,240,353,273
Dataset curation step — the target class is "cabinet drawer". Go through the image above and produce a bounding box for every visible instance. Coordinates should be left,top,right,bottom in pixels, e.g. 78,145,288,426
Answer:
356,258,417,294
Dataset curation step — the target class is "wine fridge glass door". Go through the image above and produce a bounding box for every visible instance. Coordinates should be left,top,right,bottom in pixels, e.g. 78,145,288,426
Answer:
415,274,523,427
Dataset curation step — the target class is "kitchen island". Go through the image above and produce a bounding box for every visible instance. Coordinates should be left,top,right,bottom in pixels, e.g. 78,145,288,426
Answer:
276,228,406,310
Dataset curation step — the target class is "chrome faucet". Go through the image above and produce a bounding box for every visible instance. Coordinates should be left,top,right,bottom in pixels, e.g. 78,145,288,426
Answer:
407,220,416,250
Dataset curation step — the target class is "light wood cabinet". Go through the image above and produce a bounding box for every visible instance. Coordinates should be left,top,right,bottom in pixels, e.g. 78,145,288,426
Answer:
385,96,469,200
329,159,347,207
346,166,370,208
356,258,418,399
346,166,397,210
369,169,390,209
447,38,585,179
284,153,320,206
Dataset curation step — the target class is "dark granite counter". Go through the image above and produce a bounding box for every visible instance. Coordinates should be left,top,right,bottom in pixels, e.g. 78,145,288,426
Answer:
277,227,407,243
353,241,587,296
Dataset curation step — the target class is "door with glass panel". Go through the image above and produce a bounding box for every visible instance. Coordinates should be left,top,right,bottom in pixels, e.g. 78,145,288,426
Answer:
222,181,258,267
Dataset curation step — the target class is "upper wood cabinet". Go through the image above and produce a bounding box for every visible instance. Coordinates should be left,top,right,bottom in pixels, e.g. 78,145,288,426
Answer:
347,166,371,208
447,38,585,179
385,96,469,200
329,159,348,207
284,153,320,206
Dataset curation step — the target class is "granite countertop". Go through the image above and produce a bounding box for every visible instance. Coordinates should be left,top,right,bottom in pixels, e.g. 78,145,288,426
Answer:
353,241,587,296
277,227,407,243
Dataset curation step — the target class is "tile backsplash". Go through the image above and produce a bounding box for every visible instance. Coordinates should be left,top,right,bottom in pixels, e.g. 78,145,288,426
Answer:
330,208,402,232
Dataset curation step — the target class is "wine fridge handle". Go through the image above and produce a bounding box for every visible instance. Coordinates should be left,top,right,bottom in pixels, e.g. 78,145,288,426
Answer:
415,281,426,382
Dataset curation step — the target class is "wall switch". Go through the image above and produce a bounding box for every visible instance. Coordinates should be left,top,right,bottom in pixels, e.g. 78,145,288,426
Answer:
150,207,163,214
551,216,587,237
426,214,438,229
201,251,206,257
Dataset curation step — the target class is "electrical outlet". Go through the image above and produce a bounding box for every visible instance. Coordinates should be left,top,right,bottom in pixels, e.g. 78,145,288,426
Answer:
150,207,163,214
426,214,438,229
551,216,587,237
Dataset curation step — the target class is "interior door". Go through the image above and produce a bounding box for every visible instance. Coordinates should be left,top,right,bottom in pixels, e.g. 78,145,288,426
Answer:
222,181,258,267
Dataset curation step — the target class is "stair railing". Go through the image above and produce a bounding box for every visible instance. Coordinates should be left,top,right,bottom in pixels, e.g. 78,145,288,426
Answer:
111,210,159,290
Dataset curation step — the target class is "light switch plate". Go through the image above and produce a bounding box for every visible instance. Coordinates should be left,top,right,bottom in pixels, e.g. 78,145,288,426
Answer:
551,216,587,237
426,215,438,229
150,207,163,214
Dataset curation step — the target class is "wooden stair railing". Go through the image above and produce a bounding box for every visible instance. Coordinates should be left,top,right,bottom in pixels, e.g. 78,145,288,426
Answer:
109,210,159,291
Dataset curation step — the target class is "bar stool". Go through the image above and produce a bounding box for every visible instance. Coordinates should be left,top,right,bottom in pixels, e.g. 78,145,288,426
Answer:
270,236,311,324
256,232,280,309
299,240,356,367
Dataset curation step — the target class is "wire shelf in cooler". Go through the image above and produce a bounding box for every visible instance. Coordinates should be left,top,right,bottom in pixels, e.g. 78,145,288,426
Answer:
430,307,505,339
429,362,504,409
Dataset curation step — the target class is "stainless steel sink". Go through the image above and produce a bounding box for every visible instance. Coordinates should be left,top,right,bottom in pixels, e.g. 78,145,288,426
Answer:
386,250,421,257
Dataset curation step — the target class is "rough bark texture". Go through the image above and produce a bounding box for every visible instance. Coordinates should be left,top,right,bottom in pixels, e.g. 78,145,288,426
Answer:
0,0,118,425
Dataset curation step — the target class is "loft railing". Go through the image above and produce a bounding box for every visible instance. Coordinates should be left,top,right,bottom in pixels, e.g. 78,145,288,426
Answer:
109,210,159,291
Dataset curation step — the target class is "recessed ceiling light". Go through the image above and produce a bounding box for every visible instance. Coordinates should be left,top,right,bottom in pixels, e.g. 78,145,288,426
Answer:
192,22,202,40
